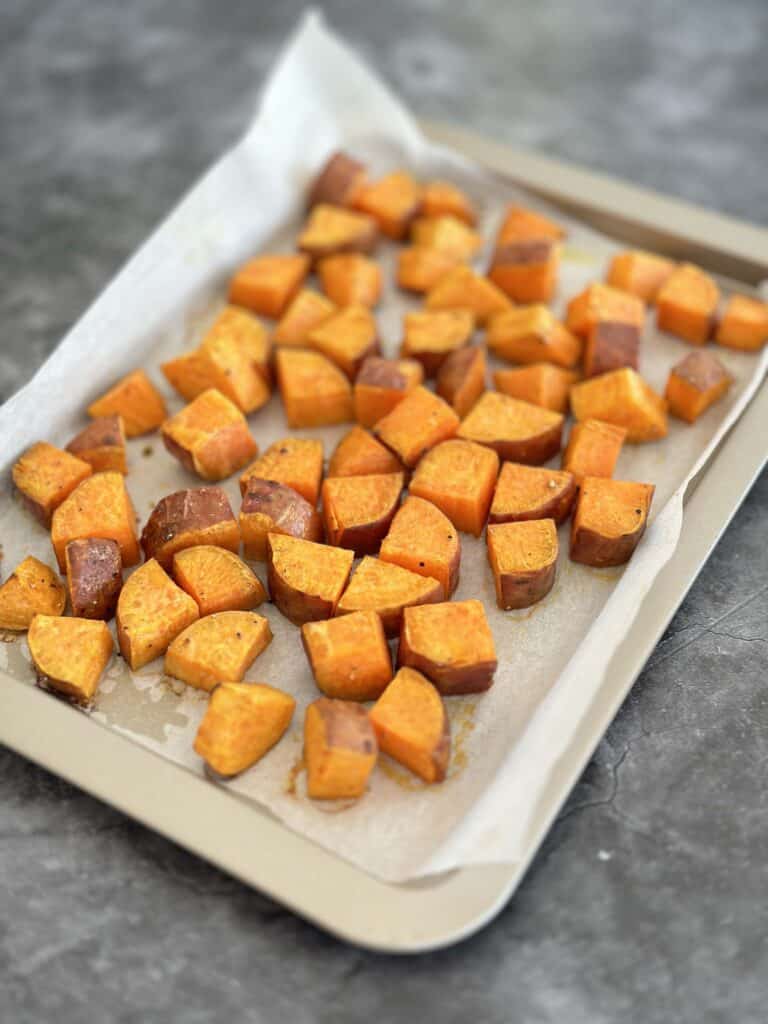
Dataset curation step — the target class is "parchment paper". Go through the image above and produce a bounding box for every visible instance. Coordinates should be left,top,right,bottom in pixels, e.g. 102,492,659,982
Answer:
1,12,766,883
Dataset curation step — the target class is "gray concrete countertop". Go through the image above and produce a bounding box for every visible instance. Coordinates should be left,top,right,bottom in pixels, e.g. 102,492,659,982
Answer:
1,2,766,1020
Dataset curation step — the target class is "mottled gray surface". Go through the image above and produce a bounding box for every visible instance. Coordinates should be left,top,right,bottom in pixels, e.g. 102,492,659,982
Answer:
1,1,767,1021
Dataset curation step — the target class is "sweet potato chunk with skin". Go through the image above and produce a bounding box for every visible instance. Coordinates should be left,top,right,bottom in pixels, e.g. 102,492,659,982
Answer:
308,305,379,379
374,386,460,468
13,442,92,528
353,357,424,428
421,180,476,225
194,682,295,776
162,389,257,481
172,545,265,616
28,614,113,705
66,416,127,475
165,611,272,692
238,437,323,505
65,538,122,620
240,479,322,561
566,283,645,340
318,254,382,308
328,426,403,478
487,519,558,610
117,559,199,670
715,294,768,351
436,345,487,418
399,600,497,695
273,289,335,347
308,151,367,209
583,321,641,378
570,368,668,443
379,496,460,599
275,349,353,428
606,250,675,303
426,266,512,325
400,309,475,376
298,204,377,259
322,472,403,556
563,419,627,484
0,556,65,630
570,477,655,567
370,667,450,783
457,392,564,465
87,369,167,438
228,254,309,319
336,556,442,637
657,263,719,345
487,305,581,368
410,439,498,537
396,247,460,294
141,486,239,569
304,698,378,800
267,534,353,626
489,238,560,304
495,205,566,246
411,215,482,261
302,610,392,701
489,463,576,525
665,351,732,423
493,364,578,414
353,171,422,240
51,472,139,571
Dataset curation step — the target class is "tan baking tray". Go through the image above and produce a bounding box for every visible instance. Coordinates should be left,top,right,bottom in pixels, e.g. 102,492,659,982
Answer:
1,123,766,953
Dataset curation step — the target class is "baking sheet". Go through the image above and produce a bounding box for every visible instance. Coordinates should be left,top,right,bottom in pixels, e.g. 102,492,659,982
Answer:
1,12,766,884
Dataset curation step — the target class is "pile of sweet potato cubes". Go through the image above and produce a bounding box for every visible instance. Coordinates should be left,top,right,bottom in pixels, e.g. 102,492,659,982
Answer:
3,150,767,802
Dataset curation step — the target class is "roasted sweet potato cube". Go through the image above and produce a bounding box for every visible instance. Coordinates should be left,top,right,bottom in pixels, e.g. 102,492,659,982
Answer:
275,349,353,427
489,238,560,303
321,472,403,556
379,495,461,599
141,486,239,568
66,416,127,475
165,610,272,692
583,320,641,378
570,477,655,567
411,215,482,261
238,437,323,505
657,263,719,345
398,600,497,695
304,698,377,800
328,426,403,478
162,388,258,481
457,392,563,464
421,180,476,225
240,479,322,561
426,266,512,325
273,289,336,347
0,556,65,630
160,349,212,404
28,614,113,705
64,538,122,620
715,294,768,351
566,282,645,340
228,253,309,319
400,309,475,376
493,364,578,414
489,463,576,525
606,249,675,303
487,305,581,368
116,559,199,670
373,386,459,468
172,545,266,616
336,556,442,637
370,667,450,783
495,204,566,246
12,442,92,527
267,534,353,626
308,305,379,379
665,351,732,423
353,170,422,240
562,419,627,484
51,472,140,571
318,254,382,308
487,519,558,610
308,151,367,209
87,369,167,437
302,610,392,701
570,368,668,443
410,439,498,536
396,247,460,293
298,204,377,259
436,345,487,418
194,683,295,776
353,357,424,428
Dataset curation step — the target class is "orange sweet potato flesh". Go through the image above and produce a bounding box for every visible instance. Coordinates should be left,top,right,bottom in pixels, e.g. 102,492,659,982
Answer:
656,263,719,345
160,349,213,404
336,556,442,638
606,250,675,303
275,349,353,428
379,495,461,599
318,254,382,308
489,239,560,303
172,545,266,616
562,419,627,484
301,610,392,701
410,215,482,261
436,345,487,418
566,283,645,340
583,321,641,378
353,357,424,428
570,368,668,443
13,442,93,528
141,486,240,569
274,289,336,347
238,437,323,505
194,682,295,776
370,666,450,783
164,610,272,692
298,204,378,259
116,559,199,670
308,305,379,379
410,439,498,537
328,426,403,478
489,462,576,526
28,614,113,705
398,599,497,695
187,307,272,413
51,471,140,571
457,392,563,465
66,415,127,474
665,351,732,424
487,519,558,610
374,386,460,468
487,306,581,368
304,698,378,800
570,477,655,567
493,364,578,414
161,388,258,481
396,247,460,294
322,472,403,556
308,151,367,209
400,309,475,376
715,294,768,351
426,266,512,325
0,556,66,630
228,254,310,319
87,369,167,437
267,534,354,626
65,538,122,620
495,205,566,246
353,171,422,240
240,479,323,561
421,180,476,225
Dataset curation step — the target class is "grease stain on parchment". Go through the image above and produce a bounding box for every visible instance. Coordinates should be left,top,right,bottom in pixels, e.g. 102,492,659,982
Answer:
447,698,477,779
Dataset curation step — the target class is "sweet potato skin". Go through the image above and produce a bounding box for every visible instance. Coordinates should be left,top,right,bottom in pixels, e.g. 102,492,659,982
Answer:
0,556,66,630
267,535,353,626
436,345,487,418
308,151,367,209
240,479,323,561
304,698,378,800
398,600,497,695
665,350,732,423
486,520,558,610
66,415,127,474
51,471,140,571
65,538,123,620
583,321,641,378
140,487,239,569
